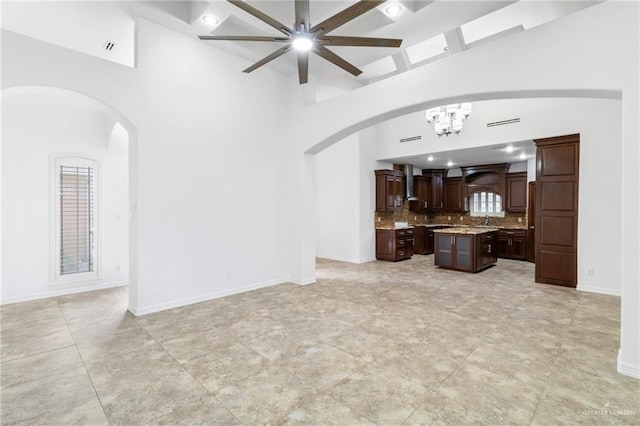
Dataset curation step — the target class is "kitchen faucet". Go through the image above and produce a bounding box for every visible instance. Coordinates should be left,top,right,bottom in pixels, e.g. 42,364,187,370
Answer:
483,215,489,226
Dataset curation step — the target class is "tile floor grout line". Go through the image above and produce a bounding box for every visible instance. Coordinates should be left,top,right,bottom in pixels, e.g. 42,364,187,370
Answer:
55,298,111,425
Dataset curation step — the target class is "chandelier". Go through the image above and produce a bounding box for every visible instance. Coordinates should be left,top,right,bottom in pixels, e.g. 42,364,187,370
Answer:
425,103,473,136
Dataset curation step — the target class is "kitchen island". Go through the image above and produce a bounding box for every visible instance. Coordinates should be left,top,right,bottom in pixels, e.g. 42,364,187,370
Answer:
434,227,499,272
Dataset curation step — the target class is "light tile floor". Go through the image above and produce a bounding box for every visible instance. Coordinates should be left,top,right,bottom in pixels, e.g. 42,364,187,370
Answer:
1,256,638,425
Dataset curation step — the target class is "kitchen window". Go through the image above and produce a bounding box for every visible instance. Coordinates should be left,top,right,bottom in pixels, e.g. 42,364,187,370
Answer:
469,191,505,217
52,156,99,287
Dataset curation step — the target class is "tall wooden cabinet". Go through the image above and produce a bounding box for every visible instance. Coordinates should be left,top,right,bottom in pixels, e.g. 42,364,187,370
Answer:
534,134,580,287
375,169,404,212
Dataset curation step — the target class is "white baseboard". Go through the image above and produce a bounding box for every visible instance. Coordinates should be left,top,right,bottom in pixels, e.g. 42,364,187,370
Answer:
288,276,316,285
577,284,621,297
0,281,129,305
617,350,640,379
317,255,376,264
128,277,289,316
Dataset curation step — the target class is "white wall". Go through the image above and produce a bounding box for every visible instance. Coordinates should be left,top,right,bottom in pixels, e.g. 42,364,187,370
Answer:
1,93,129,303
316,134,361,263
1,19,298,314
315,127,391,264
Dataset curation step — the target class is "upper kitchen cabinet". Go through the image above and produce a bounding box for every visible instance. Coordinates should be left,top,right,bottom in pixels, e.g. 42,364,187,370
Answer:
444,177,467,211
409,175,432,213
375,169,404,212
422,169,445,211
505,172,527,212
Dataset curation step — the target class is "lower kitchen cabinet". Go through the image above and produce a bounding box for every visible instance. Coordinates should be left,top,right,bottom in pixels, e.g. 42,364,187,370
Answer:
376,228,414,261
435,231,498,272
413,226,427,255
497,229,527,260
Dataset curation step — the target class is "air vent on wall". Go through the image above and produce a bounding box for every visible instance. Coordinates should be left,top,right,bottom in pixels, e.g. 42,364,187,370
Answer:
399,135,422,143
486,118,520,127
103,41,116,51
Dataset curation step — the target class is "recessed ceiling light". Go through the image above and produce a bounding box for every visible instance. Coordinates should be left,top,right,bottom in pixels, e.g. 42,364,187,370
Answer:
385,3,403,16
505,145,515,153
519,152,527,160
427,155,434,162
202,15,219,26
292,35,313,51
447,161,453,167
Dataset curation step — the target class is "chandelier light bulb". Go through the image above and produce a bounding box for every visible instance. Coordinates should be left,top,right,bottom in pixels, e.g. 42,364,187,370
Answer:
425,103,472,137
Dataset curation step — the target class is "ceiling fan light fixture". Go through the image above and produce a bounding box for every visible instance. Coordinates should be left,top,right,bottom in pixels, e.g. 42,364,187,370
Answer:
292,35,313,52
385,3,402,16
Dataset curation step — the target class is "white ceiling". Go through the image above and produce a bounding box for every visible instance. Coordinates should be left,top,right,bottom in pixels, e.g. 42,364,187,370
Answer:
1,0,601,85
388,139,535,170
0,1,599,169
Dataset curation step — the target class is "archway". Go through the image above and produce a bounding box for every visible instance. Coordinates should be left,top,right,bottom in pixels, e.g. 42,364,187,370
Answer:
1,85,139,314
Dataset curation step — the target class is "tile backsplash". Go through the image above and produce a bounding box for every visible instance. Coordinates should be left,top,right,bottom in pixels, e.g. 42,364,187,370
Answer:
375,200,527,228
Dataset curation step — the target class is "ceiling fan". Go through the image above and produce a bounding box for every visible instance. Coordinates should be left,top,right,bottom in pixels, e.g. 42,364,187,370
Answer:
198,0,403,84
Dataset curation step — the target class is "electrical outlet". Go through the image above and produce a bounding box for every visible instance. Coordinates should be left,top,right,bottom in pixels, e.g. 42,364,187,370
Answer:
377,217,381,222
448,216,451,221
518,217,523,223
414,216,417,220
115,265,120,272
459,216,463,221
588,269,594,276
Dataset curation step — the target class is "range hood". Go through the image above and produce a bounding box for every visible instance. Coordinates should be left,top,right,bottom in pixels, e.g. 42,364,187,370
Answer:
405,164,418,200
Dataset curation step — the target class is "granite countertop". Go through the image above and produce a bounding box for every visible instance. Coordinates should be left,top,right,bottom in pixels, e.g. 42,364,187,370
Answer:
375,226,415,230
433,227,499,235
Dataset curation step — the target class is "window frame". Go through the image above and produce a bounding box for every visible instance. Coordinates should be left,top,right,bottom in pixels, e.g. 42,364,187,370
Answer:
50,154,100,288
469,191,505,218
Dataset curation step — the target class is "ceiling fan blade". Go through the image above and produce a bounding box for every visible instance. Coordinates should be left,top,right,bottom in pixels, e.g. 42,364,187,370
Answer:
297,51,309,84
313,45,362,76
311,0,385,34
295,0,310,31
199,35,290,42
243,45,292,73
228,0,292,35
319,35,402,48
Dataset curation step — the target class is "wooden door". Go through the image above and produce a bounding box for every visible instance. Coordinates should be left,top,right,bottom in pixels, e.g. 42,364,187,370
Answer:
527,182,536,263
534,134,579,287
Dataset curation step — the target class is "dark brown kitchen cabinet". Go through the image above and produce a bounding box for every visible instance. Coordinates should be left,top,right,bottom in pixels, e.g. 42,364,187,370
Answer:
423,169,445,211
497,229,527,260
477,232,499,270
506,172,527,212
375,169,404,212
435,231,497,272
409,176,432,213
376,228,414,261
444,177,466,211
413,226,427,254
425,228,435,254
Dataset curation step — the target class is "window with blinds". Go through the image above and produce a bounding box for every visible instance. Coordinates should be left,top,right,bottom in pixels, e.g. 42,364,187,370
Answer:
59,165,95,275
470,191,503,215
